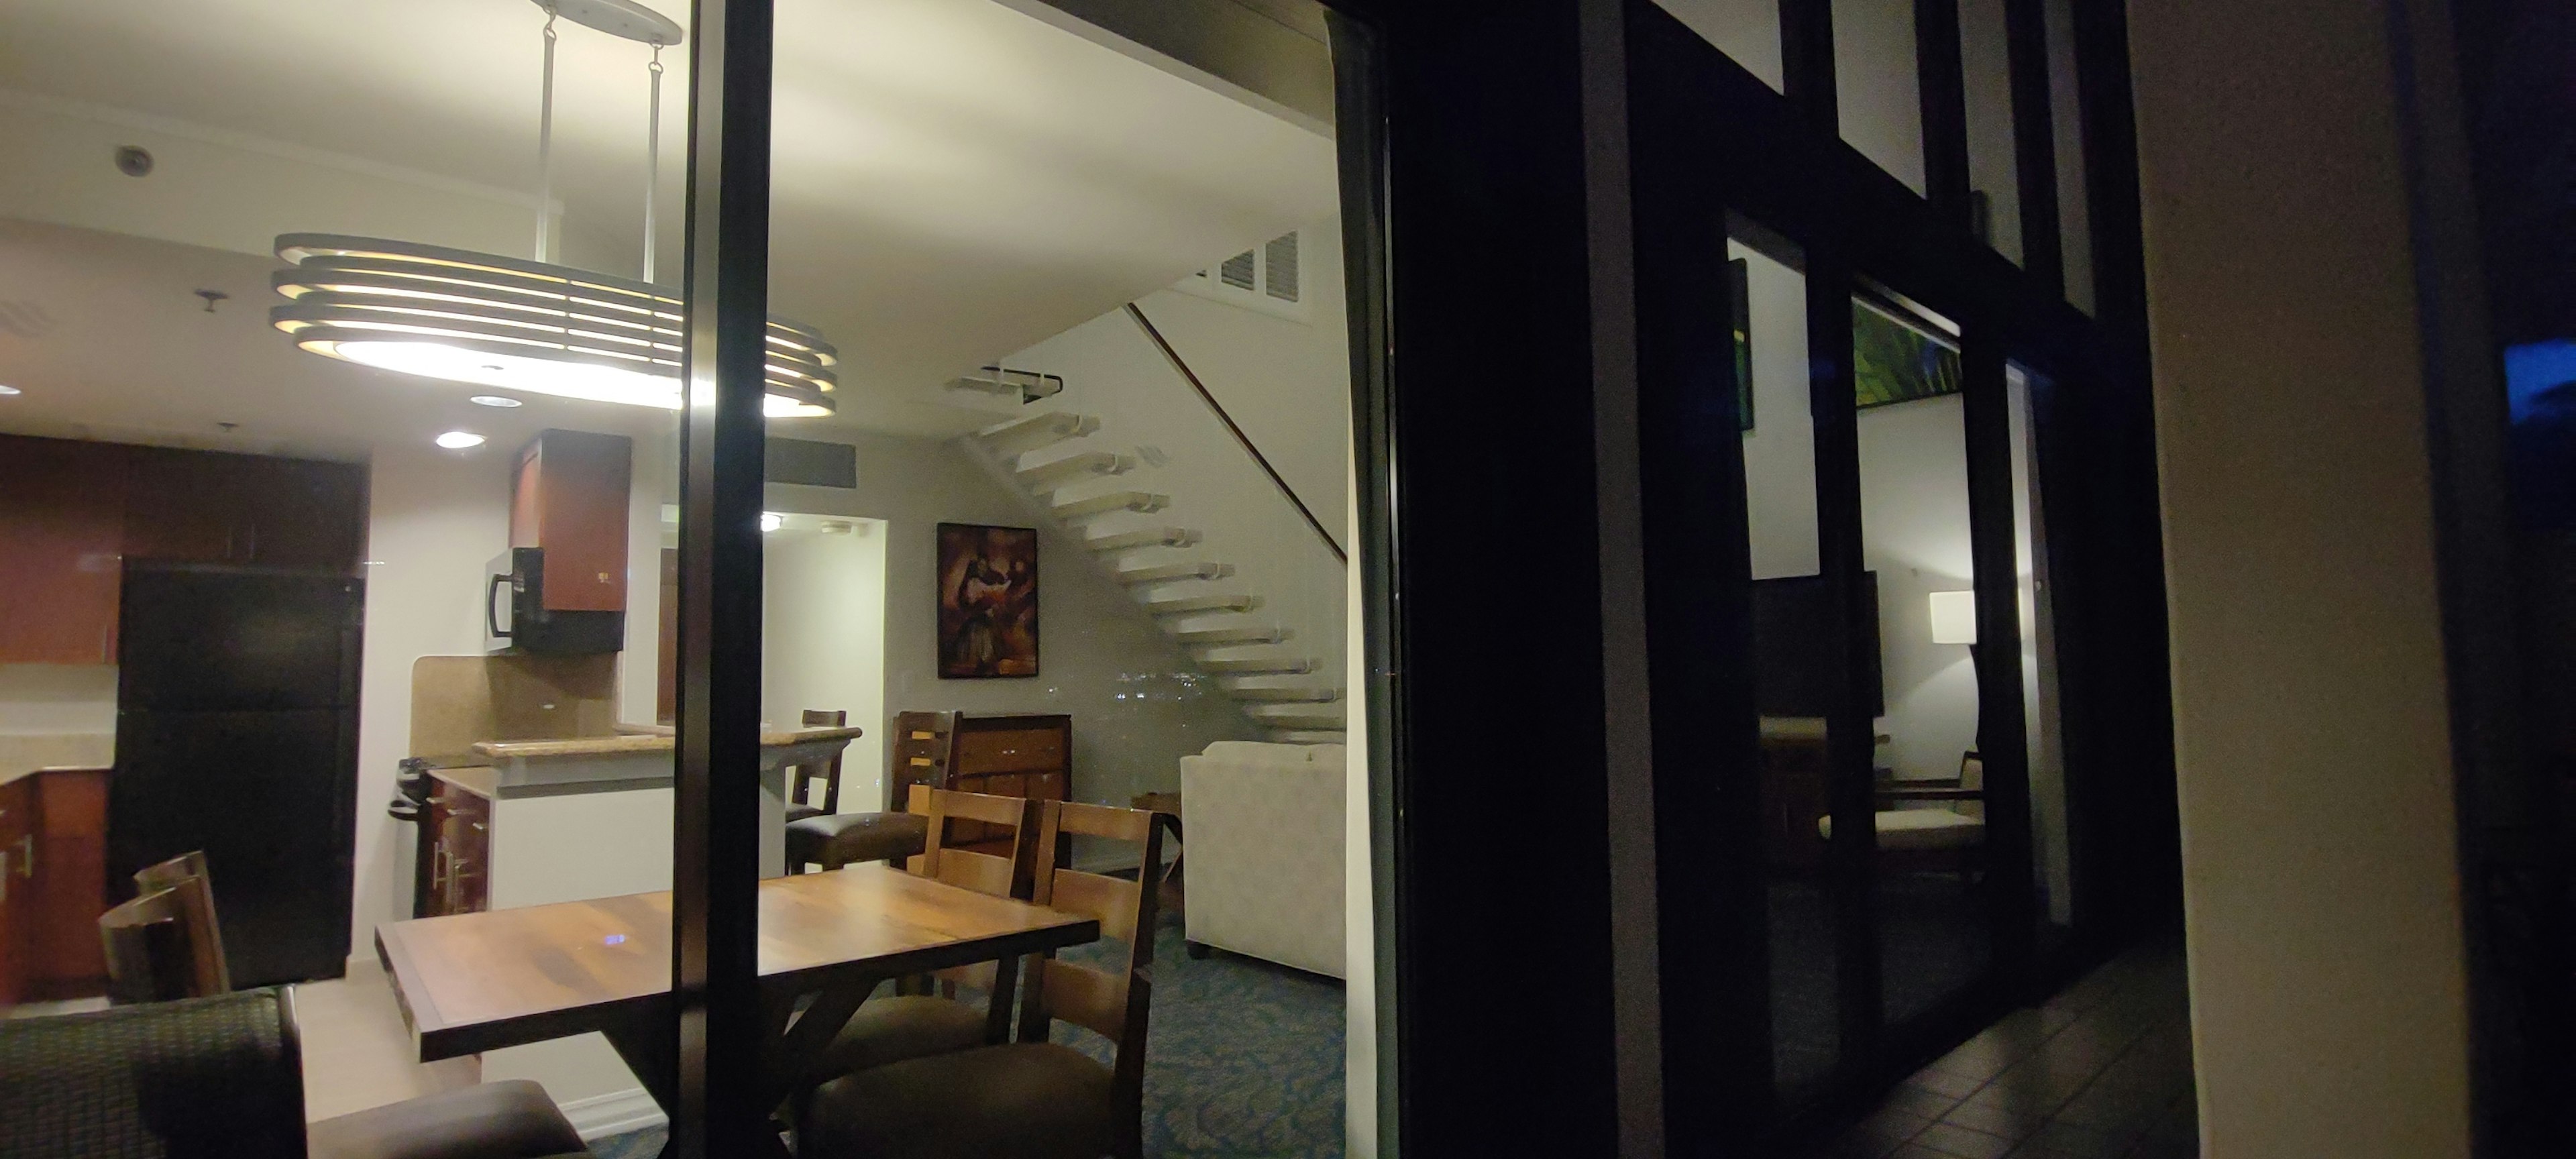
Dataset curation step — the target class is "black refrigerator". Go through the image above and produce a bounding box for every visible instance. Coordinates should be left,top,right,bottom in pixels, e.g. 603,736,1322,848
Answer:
111,563,364,987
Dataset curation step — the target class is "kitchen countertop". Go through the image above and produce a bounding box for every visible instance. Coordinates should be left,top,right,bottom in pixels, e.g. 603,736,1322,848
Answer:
470,725,863,761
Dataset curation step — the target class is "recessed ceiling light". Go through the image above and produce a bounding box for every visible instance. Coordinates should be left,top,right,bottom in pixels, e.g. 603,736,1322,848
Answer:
759,512,784,533
435,431,488,449
468,394,525,408
0,384,20,396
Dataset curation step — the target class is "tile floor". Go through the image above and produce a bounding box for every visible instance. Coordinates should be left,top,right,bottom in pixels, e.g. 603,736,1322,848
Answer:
1806,945,2197,1159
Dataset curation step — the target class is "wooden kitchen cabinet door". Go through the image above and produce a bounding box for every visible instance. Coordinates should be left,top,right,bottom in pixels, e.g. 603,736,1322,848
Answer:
0,435,129,664
29,769,107,998
237,455,368,572
511,430,631,612
121,445,244,565
0,778,34,1008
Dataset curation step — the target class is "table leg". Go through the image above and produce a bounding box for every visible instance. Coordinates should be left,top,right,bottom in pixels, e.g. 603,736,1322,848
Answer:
762,974,883,1111
600,1007,680,1119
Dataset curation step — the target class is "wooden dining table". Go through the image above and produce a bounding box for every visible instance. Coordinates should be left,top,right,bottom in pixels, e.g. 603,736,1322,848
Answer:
374,863,1099,1121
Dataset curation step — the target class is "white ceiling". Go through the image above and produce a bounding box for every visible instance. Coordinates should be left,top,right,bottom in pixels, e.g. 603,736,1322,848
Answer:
0,0,1338,451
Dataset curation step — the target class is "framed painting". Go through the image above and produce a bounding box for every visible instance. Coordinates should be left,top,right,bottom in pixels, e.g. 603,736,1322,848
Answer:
936,522,1039,678
1853,296,1964,409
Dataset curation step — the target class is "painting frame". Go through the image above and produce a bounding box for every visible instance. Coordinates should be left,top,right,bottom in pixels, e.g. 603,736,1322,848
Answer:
936,522,1040,679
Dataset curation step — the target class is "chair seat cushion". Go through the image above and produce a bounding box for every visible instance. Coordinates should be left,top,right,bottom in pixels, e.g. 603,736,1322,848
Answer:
808,995,989,1081
786,812,930,869
1817,808,1986,850
800,1043,1113,1159
307,1080,587,1159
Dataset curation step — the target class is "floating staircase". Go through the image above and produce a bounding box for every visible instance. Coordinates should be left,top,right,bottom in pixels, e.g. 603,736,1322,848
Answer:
968,405,1345,744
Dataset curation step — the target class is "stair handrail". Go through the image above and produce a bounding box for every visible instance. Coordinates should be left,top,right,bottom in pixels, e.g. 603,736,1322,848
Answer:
1124,302,1348,563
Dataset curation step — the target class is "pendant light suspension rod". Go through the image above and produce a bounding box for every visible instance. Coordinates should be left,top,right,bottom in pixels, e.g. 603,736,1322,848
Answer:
643,45,663,283
533,5,559,263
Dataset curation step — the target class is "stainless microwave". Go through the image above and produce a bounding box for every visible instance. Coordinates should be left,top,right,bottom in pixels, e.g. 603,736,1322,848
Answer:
486,547,625,655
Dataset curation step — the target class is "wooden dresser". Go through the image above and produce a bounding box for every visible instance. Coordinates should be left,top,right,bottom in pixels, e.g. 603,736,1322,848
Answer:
892,712,1071,860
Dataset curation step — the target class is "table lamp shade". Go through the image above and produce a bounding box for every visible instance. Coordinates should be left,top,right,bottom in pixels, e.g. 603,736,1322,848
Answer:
1929,590,1978,645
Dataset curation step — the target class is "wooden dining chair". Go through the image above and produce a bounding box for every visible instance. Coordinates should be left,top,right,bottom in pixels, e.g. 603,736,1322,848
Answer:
799,800,1165,1159
133,850,231,996
796,787,1043,1091
785,709,931,875
98,887,195,1005
786,708,849,825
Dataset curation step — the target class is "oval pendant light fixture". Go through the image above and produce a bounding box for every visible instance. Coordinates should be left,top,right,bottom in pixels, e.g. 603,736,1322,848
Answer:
270,0,838,418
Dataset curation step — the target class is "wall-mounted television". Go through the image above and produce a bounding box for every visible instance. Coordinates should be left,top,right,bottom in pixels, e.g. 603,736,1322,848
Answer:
1750,571,1884,718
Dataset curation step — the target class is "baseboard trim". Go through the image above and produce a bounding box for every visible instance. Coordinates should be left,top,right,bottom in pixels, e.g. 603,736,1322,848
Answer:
559,1088,668,1141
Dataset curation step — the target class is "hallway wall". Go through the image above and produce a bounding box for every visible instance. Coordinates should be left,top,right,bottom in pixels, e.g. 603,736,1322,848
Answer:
2131,2,2473,1156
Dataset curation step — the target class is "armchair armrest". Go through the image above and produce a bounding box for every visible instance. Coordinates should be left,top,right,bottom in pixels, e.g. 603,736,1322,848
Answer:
1878,785,1982,803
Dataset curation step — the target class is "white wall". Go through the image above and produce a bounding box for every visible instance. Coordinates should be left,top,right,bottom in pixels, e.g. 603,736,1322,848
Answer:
1858,394,1978,783
761,518,890,806
1652,0,1783,91
1833,0,1927,195
1737,243,1819,581
1960,0,2024,265
764,431,1259,853
2133,0,2471,1152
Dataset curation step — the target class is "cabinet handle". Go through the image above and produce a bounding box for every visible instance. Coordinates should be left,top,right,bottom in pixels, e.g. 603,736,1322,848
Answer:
11,835,28,879
0,850,8,905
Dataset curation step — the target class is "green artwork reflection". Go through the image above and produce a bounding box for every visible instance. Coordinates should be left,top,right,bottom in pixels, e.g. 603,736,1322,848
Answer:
1854,300,1962,409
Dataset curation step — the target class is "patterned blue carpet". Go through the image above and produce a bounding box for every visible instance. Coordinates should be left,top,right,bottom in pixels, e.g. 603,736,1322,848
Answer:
589,912,1344,1158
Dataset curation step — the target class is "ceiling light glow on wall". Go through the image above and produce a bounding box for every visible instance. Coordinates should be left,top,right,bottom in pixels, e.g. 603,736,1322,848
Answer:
759,512,784,533
469,394,526,408
267,1,840,420
1929,590,1978,645
0,384,21,396
435,431,489,449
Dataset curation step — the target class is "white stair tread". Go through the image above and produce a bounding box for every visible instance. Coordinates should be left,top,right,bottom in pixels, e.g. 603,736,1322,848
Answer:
1269,730,1348,745
1051,490,1169,520
1199,655,1318,675
975,410,1098,455
1085,527,1195,552
1225,685,1340,703
1146,592,1258,616
1016,450,1130,490
1176,624,1287,645
1116,561,1231,585
1248,704,1344,726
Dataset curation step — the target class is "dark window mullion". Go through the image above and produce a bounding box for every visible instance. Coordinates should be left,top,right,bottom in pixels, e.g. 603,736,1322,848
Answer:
1780,0,1841,136
1959,329,2039,983
1805,258,1884,1069
673,0,774,1153
1916,0,1973,228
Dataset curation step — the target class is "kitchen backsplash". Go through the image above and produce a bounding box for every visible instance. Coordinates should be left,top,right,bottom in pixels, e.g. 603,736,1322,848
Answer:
0,663,117,735
0,732,113,780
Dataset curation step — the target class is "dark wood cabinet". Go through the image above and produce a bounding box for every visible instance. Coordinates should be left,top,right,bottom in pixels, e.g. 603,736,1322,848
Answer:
0,434,368,665
421,778,491,918
0,777,33,1008
938,714,1073,860
123,444,368,571
0,768,111,1007
511,430,631,614
0,439,130,665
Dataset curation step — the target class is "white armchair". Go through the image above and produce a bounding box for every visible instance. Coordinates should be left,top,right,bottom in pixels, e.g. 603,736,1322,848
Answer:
1177,740,1346,979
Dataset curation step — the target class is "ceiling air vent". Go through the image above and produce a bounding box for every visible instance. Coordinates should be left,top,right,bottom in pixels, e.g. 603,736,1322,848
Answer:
1178,231,1308,321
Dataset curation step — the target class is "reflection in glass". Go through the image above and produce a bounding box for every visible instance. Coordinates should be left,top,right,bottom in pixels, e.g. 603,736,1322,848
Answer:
1834,0,1927,195
2010,365,2073,946
1654,0,1786,92
1733,241,1839,1096
1960,0,2023,262
1852,296,1988,1027
2046,0,2096,311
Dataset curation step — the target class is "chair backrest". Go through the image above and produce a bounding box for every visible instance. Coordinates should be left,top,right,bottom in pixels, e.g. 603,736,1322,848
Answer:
1018,801,1163,1155
888,710,959,810
99,887,195,1005
131,850,230,996
1957,751,1986,820
904,784,1040,901
792,708,849,814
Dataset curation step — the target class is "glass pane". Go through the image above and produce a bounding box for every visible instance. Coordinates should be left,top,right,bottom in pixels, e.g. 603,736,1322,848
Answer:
0,0,688,1136
1850,294,1988,1026
2045,0,2096,311
1655,0,1787,92
2009,364,2072,947
763,1,1356,1154
1734,239,1839,1096
1835,0,1929,195
1960,0,2023,263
